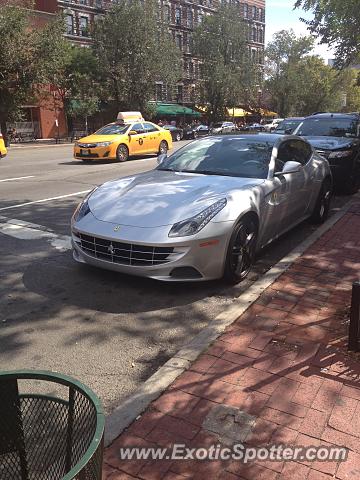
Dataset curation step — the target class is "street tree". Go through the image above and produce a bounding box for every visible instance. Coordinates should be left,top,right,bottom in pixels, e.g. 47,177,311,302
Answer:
265,30,314,117
92,0,181,114
193,5,259,122
0,1,69,143
265,30,351,116
294,0,360,67
49,46,102,134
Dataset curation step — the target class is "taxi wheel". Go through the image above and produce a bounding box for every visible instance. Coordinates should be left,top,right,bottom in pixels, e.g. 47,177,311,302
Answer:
159,140,168,155
116,144,129,162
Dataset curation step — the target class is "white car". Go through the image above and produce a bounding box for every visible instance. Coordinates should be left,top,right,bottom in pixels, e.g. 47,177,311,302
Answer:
211,122,236,134
263,118,284,132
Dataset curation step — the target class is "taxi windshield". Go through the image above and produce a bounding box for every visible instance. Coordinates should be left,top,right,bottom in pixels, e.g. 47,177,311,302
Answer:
95,124,130,135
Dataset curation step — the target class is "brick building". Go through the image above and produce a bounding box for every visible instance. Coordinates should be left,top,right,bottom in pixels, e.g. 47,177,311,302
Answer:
1,0,265,137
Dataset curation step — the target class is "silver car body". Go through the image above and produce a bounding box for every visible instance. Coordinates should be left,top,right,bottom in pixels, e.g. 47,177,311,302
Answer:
72,134,331,281
211,122,236,134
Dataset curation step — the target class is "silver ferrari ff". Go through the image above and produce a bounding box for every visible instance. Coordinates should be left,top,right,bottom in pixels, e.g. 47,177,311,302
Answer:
71,134,332,283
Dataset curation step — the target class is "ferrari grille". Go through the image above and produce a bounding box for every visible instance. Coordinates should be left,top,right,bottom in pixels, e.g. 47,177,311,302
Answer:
76,233,175,266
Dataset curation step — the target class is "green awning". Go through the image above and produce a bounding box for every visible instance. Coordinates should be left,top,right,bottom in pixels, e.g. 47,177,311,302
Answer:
152,103,201,117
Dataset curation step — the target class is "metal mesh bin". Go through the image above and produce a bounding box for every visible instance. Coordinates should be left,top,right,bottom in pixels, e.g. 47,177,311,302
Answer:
0,370,104,480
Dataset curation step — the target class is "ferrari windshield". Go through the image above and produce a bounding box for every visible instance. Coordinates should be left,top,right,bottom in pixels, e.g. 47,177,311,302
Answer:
95,124,130,135
295,118,359,138
158,136,274,179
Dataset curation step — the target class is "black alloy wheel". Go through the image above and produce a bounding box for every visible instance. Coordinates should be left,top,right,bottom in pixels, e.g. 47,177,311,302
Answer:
310,178,332,224
224,217,258,284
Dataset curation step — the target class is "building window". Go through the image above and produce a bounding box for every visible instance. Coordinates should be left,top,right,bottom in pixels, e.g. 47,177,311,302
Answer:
175,7,181,25
66,14,74,35
175,34,182,50
189,62,194,78
156,83,164,101
252,26,257,42
243,3,248,18
177,85,183,102
197,10,203,24
252,5,257,19
258,8,262,22
188,9,193,27
164,4,170,22
79,16,89,37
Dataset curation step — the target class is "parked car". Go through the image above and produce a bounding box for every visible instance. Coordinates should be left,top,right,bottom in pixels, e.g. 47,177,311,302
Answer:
294,112,360,193
263,118,284,132
183,124,210,139
211,122,236,134
73,112,173,162
72,134,332,283
274,117,305,135
0,133,7,158
243,123,265,132
162,125,183,142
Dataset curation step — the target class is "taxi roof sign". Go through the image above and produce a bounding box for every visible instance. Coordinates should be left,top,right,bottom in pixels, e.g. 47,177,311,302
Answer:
117,111,144,123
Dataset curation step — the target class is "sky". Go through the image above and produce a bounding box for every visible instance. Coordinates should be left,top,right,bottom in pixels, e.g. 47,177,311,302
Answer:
265,0,334,61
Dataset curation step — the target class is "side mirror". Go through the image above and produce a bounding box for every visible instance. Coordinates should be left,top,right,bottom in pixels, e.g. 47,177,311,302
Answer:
157,153,167,164
284,128,292,135
275,160,302,176
128,130,137,135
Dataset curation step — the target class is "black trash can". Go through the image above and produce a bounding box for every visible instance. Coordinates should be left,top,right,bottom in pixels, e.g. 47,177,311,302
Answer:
0,370,104,480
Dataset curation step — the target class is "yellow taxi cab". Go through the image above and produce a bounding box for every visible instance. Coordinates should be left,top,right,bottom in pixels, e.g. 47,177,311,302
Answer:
74,112,173,162
0,133,7,158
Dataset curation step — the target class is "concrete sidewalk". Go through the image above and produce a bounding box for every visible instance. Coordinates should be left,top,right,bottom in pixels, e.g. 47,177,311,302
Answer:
103,202,360,480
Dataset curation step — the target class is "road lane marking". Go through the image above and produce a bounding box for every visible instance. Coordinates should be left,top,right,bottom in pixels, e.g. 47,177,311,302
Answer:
0,190,91,211
0,219,72,251
0,176,35,182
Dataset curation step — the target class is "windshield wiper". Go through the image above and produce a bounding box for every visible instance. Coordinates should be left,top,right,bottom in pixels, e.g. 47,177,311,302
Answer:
157,167,178,172
180,169,235,177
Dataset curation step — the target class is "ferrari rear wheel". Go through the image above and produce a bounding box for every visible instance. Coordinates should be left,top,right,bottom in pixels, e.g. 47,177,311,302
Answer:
310,178,332,224
224,217,258,284
116,144,129,162
159,140,168,155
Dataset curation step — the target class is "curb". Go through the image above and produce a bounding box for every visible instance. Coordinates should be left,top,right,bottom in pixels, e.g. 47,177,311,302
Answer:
104,198,355,446
8,143,74,149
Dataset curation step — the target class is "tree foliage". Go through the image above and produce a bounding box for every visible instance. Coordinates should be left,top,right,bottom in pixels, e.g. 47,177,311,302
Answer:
294,0,360,67
265,29,345,116
0,1,68,139
92,0,181,113
193,5,259,122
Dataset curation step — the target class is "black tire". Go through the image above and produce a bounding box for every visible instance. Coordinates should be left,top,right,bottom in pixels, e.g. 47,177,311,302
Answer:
193,131,198,139
175,132,181,142
116,144,129,162
159,140,168,155
223,217,258,284
310,178,332,224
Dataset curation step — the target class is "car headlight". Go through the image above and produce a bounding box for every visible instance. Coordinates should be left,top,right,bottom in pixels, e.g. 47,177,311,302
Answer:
72,187,98,222
328,150,353,159
96,141,113,147
168,198,227,238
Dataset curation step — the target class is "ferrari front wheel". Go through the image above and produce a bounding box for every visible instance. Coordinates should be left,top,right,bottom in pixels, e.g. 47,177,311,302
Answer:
223,217,258,284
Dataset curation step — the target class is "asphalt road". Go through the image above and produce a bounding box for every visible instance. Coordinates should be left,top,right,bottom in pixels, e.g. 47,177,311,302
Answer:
0,143,352,413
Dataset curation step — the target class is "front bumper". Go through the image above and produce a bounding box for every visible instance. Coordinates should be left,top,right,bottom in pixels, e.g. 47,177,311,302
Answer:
71,214,233,281
74,145,116,160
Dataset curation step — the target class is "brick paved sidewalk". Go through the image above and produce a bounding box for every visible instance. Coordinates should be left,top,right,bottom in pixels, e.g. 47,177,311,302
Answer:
104,202,360,480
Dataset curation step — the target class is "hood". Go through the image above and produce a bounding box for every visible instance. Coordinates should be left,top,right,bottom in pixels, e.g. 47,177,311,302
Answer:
304,136,357,151
88,170,263,227
78,134,124,144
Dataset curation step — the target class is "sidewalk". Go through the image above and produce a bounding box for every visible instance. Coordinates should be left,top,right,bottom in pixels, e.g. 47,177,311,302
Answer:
8,139,74,148
104,201,360,480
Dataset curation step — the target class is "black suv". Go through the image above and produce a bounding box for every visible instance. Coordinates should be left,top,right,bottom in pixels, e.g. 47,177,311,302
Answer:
294,113,360,193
